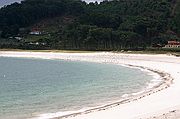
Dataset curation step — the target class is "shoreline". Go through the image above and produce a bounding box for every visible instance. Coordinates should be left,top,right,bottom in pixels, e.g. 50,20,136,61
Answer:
55,66,173,119
0,51,180,119
36,65,172,119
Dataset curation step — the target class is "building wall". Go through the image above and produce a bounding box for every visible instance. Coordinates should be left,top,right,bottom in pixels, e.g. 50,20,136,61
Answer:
165,45,180,48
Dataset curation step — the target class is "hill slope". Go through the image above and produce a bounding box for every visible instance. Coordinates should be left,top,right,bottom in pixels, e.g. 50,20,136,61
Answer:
0,0,179,50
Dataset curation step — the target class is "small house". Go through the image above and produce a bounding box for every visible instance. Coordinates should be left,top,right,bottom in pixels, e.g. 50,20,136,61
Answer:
29,27,42,35
165,40,180,48
14,37,22,40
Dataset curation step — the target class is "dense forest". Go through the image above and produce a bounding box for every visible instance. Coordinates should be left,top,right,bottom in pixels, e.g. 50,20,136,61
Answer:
0,0,180,50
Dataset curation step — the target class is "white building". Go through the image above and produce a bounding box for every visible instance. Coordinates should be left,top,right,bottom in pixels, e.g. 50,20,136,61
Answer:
29,31,42,35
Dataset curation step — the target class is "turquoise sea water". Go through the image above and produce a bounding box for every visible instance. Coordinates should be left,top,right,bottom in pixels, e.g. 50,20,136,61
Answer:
0,57,153,119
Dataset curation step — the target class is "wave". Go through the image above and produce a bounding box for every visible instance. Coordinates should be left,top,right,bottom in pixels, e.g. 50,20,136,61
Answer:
33,110,82,119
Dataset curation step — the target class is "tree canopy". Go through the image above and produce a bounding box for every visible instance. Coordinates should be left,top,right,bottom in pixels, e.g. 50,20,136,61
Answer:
0,0,179,50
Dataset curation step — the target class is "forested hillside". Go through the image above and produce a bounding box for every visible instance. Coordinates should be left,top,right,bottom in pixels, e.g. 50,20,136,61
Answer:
0,0,179,50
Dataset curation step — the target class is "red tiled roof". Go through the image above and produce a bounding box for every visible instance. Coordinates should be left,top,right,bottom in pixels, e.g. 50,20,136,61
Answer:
167,41,180,45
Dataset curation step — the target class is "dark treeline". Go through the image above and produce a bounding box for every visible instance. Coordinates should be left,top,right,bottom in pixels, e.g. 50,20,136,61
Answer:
0,0,85,37
0,0,180,50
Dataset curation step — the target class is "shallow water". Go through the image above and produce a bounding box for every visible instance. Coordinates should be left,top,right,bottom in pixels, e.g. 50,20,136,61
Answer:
0,57,154,119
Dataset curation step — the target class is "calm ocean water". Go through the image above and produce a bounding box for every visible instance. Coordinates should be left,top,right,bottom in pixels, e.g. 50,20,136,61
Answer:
0,57,153,119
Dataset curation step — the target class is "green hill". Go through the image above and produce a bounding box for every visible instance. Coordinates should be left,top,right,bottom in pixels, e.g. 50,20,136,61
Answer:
0,0,179,50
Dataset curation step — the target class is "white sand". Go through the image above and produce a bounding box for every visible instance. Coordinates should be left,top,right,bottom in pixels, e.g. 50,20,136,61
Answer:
0,51,180,119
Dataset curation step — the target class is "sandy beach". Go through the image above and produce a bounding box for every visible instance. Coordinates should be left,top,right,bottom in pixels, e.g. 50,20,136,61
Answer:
0,51,180,119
